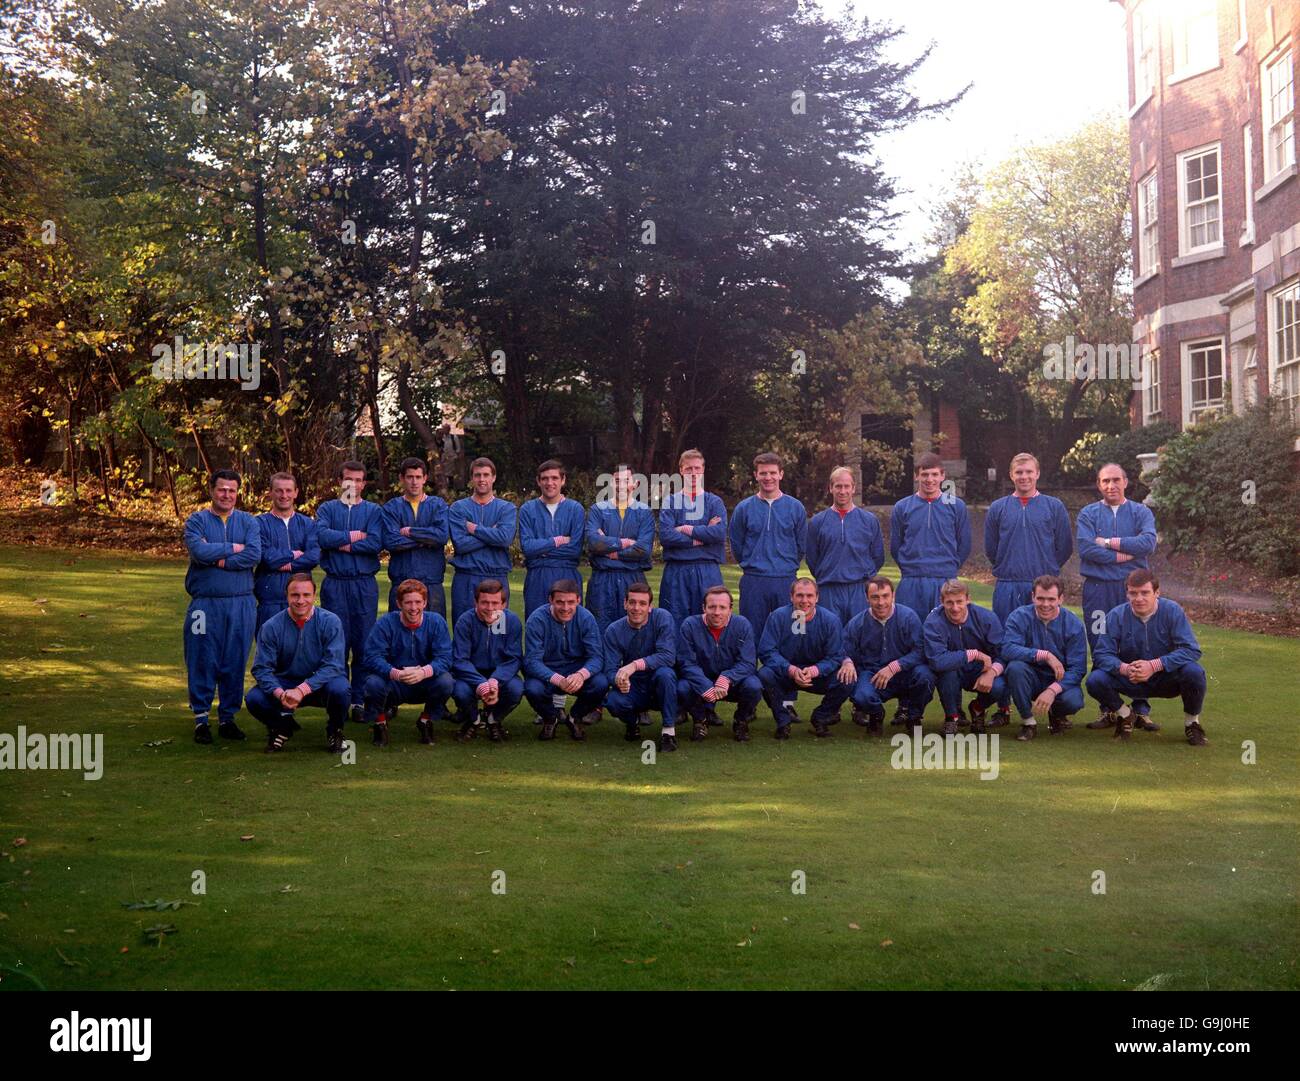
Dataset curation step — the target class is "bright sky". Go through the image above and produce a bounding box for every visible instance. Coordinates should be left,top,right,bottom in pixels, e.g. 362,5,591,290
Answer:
820,0,1130,265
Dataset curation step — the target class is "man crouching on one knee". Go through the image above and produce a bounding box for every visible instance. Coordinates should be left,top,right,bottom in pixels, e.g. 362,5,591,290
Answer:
1085,569,1208,746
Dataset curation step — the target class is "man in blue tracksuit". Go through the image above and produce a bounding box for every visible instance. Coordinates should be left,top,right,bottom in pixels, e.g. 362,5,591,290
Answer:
890,451,971,620
923,580,1009,734
758,578,850,739
999,574,1088,741
1085,569,1208,746
448,457,517,626
523,579,608,742
183,469,262,743
362,579,454,746
246,573,351,753
729,451,807,635
658,449,728,625
451,578,523,742
585,465,654,632
381,456,448,617
315,460,385,721
253,471,320,634
1077,462,1158,729
676,586,763,743
836,575,933,734
807,466,885,626
603,583,679,750
518,459,586,617
984,453,1072,625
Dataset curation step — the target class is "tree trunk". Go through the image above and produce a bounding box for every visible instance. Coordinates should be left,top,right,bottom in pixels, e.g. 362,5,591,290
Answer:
191,423,213,477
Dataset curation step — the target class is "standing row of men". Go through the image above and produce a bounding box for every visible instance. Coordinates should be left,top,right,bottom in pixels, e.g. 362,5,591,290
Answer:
182,447,1169,746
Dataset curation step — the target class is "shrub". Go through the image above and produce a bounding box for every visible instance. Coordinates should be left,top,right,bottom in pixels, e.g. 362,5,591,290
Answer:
1150,402,1300,577
1061,420,1178,500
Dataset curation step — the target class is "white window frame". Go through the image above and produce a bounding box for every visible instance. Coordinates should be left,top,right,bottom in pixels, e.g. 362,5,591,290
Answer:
1243,344,1259,408
1142,348,1162,424
1262,46,1295,182
1235,0,1248,52
1132,3,1156,106
1138,170,1159,276
1242,124,1255,245
1181,338,1226,426
1177,143,1222,255
1169,0,1220,83
1269,279,1300,423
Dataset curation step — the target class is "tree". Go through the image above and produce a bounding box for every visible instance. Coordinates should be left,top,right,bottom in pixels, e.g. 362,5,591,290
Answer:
422,0,953,482
945,118,1132,475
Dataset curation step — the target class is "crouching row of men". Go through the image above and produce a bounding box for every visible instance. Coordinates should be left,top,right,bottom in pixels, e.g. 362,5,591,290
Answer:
751,568,1208,746
244,564,1208,753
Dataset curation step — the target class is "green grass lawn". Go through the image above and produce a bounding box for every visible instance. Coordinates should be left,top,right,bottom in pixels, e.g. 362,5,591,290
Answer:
0,545,1296,990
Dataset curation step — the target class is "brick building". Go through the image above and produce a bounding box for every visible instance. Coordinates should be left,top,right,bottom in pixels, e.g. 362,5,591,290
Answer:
1116,0,1298,437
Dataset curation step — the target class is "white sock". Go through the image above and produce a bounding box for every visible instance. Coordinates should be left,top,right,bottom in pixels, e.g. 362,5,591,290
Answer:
662,726,676,735
1117,704,1132,720
1184,714,1200,727
1023,717,1037,726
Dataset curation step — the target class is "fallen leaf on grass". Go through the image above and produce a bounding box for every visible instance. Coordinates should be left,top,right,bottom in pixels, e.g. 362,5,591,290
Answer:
278,885,298,894
119,947,128,954
33,598,48,605
56,948,81,968
143,923,178,944
848,922,860,931
735,938,751,947
561,957,575,968
12,838,27,848
143,739,173,748
239,835,255,842
880,939,894,947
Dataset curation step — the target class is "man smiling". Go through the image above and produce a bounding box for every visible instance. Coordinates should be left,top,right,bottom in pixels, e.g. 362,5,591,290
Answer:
522,579,609,741
999,575,1087,741
253,471,319,634
676,586,763,743
758,578,849,739
183,470,262,744
246,574,350,753
361,579,455,747
1085,570,1208,746
890,453,972,621
922,579,1009,735
729,452,807,634
449,457,517,626
984,453,1072,626
838,576,933,736
603,582,679,749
